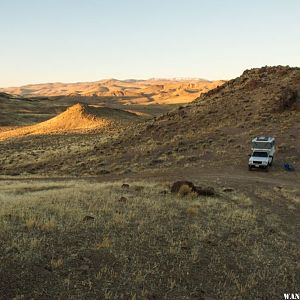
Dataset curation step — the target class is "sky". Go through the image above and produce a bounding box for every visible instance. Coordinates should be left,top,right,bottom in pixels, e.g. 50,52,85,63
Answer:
0,0,300,87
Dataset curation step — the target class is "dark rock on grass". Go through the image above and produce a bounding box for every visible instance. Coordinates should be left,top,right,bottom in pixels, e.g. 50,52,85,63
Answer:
118,196,128,203
97,169,110,175
171,181,195,193
149,159,164,166
121,183,130,189
44,265,53,272
187,156,198,162
171,181,216,197
194,186,216,196
223,187,234,192
274,185,283,191
160,190,168,195
82,215,95,222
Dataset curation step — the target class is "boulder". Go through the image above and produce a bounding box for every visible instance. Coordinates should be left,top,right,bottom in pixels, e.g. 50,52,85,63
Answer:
171,180,216,197
82,215,95,222
171,181,195,194
118,196,128,203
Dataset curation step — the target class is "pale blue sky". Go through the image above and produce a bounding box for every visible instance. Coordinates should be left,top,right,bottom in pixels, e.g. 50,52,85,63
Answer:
1,0,299,87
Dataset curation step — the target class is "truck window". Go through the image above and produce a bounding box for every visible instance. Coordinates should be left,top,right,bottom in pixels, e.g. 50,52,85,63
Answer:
252,152,268,157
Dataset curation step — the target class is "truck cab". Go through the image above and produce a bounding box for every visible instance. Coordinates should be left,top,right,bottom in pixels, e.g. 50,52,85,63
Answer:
248,136,275,170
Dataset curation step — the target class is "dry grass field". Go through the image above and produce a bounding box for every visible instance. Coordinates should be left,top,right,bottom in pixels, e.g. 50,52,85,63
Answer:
0,179,299,299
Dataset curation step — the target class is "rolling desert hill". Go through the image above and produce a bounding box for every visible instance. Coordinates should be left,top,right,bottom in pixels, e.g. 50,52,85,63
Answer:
0,78,225,105
0,103,141,141
1,65,299,177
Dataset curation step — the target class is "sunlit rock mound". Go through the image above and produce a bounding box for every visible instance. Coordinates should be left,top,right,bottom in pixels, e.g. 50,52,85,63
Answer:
0,103,140,140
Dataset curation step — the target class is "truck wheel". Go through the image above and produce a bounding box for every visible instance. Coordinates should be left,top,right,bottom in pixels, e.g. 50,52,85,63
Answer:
248,165,252,171
269,158,273,167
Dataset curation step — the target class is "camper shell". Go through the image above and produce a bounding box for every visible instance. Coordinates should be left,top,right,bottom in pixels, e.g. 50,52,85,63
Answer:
251,136,275,154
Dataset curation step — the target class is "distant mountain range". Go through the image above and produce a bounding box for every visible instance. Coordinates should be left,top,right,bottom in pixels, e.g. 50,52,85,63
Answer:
0,78,225,105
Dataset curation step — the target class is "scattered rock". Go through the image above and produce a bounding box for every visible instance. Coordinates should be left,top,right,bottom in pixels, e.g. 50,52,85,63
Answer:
149,158,164,166
223,187,234,192
194,186,216,196
118,196,128,203
82,215,95,222
98,169,110,175
44,265,53,272
159,190,168,195
274,186,283,191
187,156,198,162
121,183,130,189
268,228,276,234
180,242,190,250
79,256,92,264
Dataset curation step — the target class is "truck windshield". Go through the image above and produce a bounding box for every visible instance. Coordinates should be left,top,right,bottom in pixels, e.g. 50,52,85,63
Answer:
252,152,268,157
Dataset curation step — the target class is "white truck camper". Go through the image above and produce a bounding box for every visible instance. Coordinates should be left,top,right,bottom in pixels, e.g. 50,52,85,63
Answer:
248,136,275,170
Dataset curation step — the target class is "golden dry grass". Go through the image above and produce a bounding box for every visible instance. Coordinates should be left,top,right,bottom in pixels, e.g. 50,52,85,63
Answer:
0,179,299,299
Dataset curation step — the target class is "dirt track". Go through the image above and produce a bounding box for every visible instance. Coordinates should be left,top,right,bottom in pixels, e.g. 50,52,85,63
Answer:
1,165,298,192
